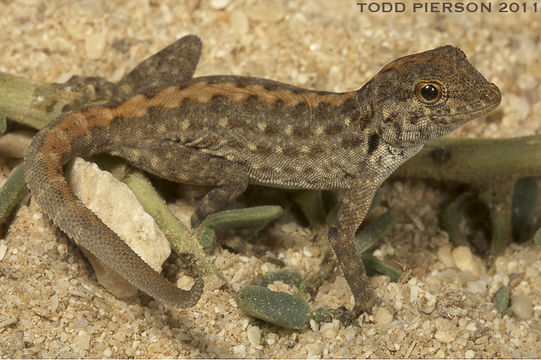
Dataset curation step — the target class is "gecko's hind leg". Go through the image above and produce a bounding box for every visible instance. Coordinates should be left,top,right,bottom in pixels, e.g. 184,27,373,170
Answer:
190,170,249,228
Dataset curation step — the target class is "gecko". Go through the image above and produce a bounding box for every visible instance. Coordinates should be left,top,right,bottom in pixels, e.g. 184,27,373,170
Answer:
24,35,501,314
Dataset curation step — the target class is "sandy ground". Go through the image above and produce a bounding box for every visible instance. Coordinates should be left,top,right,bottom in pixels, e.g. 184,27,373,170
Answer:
0,0,540,357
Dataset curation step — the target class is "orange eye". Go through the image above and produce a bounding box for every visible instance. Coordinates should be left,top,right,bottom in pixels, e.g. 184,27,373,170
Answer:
415,82,442,104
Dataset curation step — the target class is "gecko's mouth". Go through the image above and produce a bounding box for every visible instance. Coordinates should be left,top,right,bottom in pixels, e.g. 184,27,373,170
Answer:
432,83,501,122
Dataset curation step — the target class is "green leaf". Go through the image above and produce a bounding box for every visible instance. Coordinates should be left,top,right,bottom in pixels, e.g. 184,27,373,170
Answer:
237,285,311,329
362,254,401,282
492,285,510,316
356,211,395,254
511,177,538,242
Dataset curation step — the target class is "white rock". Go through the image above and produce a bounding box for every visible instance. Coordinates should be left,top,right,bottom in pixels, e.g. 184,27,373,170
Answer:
464,349,476,359
511,294,533,319
451,246,483,277
67,158,171,298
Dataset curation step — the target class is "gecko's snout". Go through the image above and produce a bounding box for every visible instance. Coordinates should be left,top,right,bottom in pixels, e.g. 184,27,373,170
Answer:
485,83,501,106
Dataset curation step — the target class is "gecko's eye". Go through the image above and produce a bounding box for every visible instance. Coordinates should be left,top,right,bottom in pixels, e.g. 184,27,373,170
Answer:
415,81,442,104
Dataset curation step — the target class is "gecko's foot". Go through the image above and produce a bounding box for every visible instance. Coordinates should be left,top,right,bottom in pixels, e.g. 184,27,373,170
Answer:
352,289,380,317
327,306,360,327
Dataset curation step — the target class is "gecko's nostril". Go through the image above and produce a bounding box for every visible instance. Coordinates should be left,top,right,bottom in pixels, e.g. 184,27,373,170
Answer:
485,83,501,105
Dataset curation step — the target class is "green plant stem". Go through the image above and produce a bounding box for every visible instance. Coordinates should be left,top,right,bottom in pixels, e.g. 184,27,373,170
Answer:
395,136,541,183
0,165,28,226
0,72,81,130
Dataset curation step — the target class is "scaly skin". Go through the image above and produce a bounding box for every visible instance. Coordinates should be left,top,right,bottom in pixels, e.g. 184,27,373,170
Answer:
25,40,501,312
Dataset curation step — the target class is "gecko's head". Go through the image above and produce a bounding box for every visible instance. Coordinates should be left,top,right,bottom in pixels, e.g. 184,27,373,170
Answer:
368,45,500,147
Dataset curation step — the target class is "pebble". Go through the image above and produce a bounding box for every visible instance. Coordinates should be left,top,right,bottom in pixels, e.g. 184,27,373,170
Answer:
209,0,230,9
451,246,483,277
230,9,249,34
409,283,437,314
266,333,277,346
465,349,476,359
84,33,106,60
309,319,319,332
374,307,393,326
467,279,487,294
0,131,33,158
511,294,533,319
247,325,261,347
247,1,285,22
434,328,456,343
306,343,321,357
0,240,7,261
232,344,246,356
72,330,91,352
344,327,356,342
319,321,339,339
436,245,454,268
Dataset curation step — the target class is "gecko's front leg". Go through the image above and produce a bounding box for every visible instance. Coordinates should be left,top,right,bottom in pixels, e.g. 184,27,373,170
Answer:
328,179,381,314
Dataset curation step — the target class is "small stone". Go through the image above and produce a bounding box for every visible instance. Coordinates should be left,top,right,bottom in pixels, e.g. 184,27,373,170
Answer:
0,130,33,158
85,33,106,60
511,294,533,319
72,330,91,352
452,246,483,277
434,328,456,343
0,240,7,261
306,343,321,357
247,1,285,22
467,279,487,294
319,321,339,339
246,325,261,347
209,0,230,9
436,245,454,268
266,333,277,345
464,349,476,359
344,327,356,341
373,306,393,326
232,344,246,356
281,222,297,233
230,9,249,34
409,283,436,314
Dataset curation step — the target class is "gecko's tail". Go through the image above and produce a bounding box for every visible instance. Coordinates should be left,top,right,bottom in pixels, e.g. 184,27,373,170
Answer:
24,110,203,308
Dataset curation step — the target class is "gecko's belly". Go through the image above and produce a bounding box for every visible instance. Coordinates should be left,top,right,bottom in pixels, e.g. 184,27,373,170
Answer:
247,165,352,190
